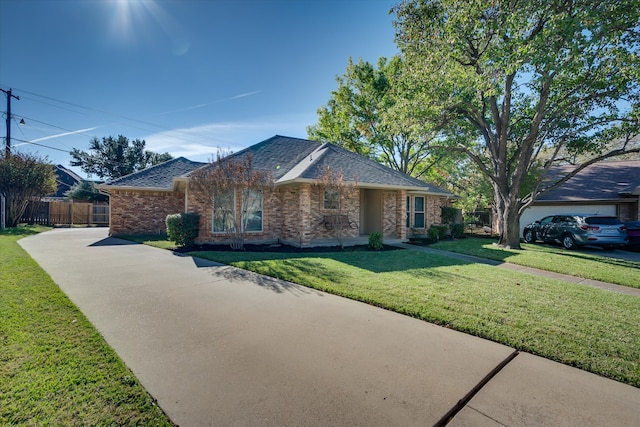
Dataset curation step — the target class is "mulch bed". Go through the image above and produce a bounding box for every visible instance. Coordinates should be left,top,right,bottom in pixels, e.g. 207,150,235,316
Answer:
174,243,401,254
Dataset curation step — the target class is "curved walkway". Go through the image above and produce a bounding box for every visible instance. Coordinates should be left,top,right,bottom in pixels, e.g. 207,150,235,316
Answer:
392,243,640,297
19,228,640,426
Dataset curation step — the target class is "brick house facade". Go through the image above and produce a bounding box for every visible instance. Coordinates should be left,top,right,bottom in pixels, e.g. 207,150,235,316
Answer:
100,136,456,246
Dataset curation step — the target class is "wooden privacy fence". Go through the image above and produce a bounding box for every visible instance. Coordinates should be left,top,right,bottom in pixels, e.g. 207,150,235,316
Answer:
21,200,109,226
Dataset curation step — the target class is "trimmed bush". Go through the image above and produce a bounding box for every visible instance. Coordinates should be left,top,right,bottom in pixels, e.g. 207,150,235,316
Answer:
441,206,460,224
450,223,464,238
166,213,200,247
368,232,384,250
428,224,449,241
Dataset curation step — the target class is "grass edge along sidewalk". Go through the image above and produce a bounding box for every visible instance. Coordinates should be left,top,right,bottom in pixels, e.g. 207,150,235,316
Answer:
432,237,640,289
0,226,174,426
189,248,640,389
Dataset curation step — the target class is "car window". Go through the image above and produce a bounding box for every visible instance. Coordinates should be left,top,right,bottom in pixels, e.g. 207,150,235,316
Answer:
585,216,622,225
565,216,577,224
540,216,554,225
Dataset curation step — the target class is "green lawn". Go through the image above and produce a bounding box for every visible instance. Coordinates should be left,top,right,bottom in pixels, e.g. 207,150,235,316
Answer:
0,226,174,426
190,249,640,388
432,238,640,288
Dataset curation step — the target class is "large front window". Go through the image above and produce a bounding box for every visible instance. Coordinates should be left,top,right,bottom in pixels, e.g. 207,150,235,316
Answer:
243,189,263,232
414,196,425,228
213,190,235,232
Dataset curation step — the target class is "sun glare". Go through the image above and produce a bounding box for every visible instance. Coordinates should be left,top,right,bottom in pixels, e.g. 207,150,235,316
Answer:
106,0,190,55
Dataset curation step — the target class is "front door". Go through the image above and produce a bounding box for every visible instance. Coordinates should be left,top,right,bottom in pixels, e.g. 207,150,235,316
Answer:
360,189,382,235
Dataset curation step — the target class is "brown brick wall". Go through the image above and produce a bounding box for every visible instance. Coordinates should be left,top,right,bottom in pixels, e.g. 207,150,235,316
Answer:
618,200,640,222
109,189,184,236
187,184,280,245
308,185,360,241
405,194,450,235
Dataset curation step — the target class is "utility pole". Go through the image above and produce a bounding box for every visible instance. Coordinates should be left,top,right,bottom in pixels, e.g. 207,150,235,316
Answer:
1,88,19,229
2,88,20,158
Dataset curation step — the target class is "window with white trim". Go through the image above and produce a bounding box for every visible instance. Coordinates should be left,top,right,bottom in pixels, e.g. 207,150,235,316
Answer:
414,196,425,228
243,189,263,232
324,189,339,210
213,190,235,232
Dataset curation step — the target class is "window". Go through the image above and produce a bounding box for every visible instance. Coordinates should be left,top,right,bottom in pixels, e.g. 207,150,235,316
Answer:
324,189,339,210
213,190,235,232
243,189,263,232
414,196,425,228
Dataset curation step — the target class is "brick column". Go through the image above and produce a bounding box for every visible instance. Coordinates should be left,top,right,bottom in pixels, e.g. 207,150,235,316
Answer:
396,190,407,239
299,183,312,246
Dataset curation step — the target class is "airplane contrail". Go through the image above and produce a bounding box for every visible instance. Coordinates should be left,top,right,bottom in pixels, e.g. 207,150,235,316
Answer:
30,126,100,143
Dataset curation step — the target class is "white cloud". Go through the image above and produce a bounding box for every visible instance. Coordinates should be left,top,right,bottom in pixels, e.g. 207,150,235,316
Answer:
143,113,315,161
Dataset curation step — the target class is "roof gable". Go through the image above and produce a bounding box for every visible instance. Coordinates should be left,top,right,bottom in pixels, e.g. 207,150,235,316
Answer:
103,157,206,189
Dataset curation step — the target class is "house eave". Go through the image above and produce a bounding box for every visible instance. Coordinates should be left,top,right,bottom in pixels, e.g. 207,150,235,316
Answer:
96,184,173,193
532,198,636,205
274,177,455,197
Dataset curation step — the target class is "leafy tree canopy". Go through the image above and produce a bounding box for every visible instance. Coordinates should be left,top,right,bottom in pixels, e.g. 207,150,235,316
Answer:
64,180,109,203
0,152,57,227
393,0,640,248
70,135,173,180
308,56,453,179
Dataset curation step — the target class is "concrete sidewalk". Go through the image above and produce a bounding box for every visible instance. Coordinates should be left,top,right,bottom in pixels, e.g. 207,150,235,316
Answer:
19,228,640,426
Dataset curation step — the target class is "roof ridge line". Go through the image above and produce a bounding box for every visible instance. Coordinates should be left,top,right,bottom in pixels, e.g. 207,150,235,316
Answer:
276,143,329,183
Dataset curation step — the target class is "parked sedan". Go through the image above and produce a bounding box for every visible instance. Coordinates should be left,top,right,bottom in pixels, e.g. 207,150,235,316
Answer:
522,214,628,249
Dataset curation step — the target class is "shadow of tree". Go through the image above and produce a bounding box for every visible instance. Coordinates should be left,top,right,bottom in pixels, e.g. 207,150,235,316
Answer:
89,237,140,247
207,263,324,297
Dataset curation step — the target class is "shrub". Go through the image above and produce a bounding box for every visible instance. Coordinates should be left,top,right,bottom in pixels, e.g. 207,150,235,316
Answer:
368,232,384,250
428,224,449,241
441,206,460,224
166,213,200,247
450,223,465,238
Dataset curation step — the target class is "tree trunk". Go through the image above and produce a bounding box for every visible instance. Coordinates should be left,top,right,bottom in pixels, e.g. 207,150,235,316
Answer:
495,199,522,249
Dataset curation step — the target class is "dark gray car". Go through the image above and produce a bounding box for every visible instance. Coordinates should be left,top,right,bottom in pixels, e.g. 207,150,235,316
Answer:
523,214,628,249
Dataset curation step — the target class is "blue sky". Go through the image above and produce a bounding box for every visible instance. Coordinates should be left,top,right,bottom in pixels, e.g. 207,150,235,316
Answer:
1,0,398,177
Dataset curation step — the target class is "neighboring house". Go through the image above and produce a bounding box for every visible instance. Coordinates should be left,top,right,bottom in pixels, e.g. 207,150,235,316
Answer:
48,164,83,199
99,135,456,246
520,159,640,236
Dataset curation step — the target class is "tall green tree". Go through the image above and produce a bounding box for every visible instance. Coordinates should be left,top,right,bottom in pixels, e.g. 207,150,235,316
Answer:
308,56,446,179
394,0,640,248
64,180,109,203
0,152,57,227
70,135,172,180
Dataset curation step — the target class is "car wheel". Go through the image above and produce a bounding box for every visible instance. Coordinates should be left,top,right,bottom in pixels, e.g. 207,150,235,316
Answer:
523,229,536,243
562,234,576,250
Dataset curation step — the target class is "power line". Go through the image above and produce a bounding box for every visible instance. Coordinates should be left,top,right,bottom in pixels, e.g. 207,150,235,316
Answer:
1,86,221,148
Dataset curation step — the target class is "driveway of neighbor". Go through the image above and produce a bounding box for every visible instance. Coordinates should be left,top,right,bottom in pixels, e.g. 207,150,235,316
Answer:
20,228,640,426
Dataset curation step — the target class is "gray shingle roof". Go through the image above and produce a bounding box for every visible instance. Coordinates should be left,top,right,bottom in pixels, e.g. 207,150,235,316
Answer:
103,157,206,189
102,135,455,196
538,160,640,201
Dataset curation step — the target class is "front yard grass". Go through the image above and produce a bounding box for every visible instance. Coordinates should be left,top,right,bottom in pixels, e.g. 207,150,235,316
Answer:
0,226,174,426
190,249,640,388
431,237,640,288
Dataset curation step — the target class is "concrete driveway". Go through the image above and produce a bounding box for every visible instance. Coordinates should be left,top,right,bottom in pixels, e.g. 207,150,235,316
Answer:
20,228,640,426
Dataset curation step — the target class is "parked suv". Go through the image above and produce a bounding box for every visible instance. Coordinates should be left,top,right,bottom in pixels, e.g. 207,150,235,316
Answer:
522,214,628,249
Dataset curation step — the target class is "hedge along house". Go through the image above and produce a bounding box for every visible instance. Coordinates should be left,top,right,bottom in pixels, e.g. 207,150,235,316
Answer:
99,135,456,247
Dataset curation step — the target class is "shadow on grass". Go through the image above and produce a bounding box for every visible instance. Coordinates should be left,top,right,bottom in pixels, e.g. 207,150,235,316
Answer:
206,263,324,297
524,243,640,269
0,225,49,236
